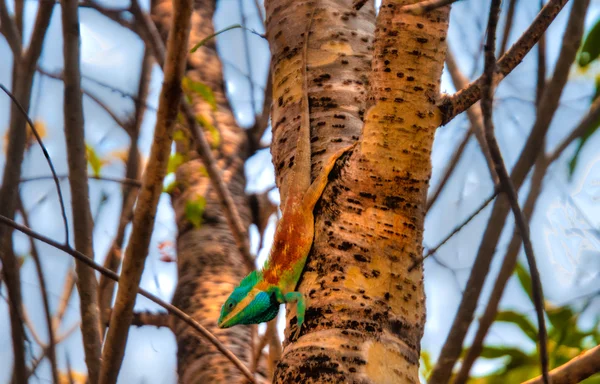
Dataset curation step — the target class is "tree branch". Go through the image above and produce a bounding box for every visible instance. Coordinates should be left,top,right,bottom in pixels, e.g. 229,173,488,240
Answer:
98,48,149,335
429,0,590,381
17,197,60,384
132,0,255,269
479,1,548,381
401,0,459,14
0,3,55,382
61,0,103,380
99,0,194,381
499,0,519,56
439,0,568,125
0,0,23,57
522,345,600,384
0,214,257,383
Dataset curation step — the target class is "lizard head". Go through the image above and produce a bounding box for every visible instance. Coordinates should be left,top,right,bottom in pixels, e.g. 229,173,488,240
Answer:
218,270,279,328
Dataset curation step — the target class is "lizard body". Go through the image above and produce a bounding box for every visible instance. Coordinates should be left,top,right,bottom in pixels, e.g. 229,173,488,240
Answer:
218,7,355,339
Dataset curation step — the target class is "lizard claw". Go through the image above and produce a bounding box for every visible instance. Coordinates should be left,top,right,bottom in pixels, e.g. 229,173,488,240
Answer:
290,320,303,341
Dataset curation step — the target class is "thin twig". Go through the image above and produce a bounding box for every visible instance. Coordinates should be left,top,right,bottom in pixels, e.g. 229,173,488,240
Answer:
131,0,255,269
27,321,80,379
36,67,132,136
0,0,23,56
411,189,498,272
0,84,70,245
98,47,149,335
499,0,519,56
104,310,171,328
439,0,569,125
426,127,471,212
238,0,258,118
479,1,548,381
0,214,257,383
445,49,497,182
17,197,60,384
429,1,590,381
535,0,546,105
453,156,548,384
401,0,458,14
99,0,194,381
250,67,273,152
20,174,143,188
546,96,600,164
0,4,55,382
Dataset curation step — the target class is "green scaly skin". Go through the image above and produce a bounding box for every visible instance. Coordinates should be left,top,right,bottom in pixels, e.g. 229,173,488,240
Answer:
218,7,355,339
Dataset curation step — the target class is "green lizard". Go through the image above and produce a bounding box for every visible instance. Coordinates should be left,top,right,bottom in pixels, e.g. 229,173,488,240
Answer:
218,7,355,339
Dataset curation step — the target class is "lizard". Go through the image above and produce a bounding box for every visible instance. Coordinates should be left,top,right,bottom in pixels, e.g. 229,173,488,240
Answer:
217,6,356,340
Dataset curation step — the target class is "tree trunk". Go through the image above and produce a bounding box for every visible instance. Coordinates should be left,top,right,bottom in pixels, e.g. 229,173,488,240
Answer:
152,0,255,382
266,0,449,382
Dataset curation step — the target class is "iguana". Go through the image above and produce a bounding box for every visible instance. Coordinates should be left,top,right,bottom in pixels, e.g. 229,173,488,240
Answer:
218,7,355,339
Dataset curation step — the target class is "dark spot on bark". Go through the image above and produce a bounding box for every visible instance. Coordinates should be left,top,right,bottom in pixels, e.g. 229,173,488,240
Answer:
383,196,405,209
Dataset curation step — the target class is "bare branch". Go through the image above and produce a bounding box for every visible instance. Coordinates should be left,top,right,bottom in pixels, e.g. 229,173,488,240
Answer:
0,0,23,56
426,127,471,212
36,67,132,136
61,0,103,379
522,345,600,384
98,48,149,335
429,1,590,381
99,0,194,381
439,0,568,125
0,84,70,243
401,0,458,15
0,3,55,382
17,197,60,384
0,214,257,383
132,0,255,269
412,189,498,271
104,310,171,328
479,1,548,380
547,96,600,164
498,0,519,56
453,156,548,384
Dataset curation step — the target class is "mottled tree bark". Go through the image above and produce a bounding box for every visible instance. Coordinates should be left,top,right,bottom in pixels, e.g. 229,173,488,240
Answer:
266,0,449,382
152,0,255,382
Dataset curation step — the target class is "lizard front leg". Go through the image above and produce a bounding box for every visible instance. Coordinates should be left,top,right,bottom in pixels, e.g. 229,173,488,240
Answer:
271,287,306,340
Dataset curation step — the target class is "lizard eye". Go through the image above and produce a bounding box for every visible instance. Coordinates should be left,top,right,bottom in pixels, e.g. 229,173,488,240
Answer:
227,300,236,310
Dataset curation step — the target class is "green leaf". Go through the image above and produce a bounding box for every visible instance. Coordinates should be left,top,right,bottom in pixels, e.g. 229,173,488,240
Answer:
420,350,433,380
578,18,600,67
568,77,600,178
515,262,534,303
185,196,206,228
496,310,539,341
182,77,217,111
196,114,221,148
167,153,185,174
173,130,187,143
85,143,103,177
479,345,529,363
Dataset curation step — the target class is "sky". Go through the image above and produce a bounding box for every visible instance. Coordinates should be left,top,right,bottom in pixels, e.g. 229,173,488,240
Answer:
0,0,599,382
